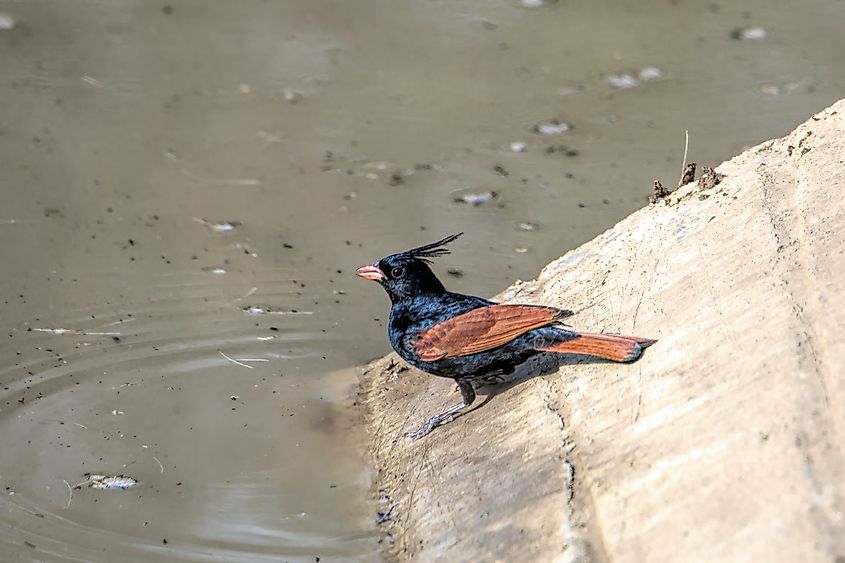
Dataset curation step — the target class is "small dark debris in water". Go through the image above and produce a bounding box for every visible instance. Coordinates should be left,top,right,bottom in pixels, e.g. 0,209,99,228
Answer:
43,208,64,218
678,162,697,188
163,538,168,545
447,268,464,278
388,173,403,186
282,243,294,249
128,239,135,246
649,180,672,204
24,541,36,549
269,326,279,331
545,145,579,157
453,191,497,206
493,164,509,176
697,167,726,190
112,336,120,343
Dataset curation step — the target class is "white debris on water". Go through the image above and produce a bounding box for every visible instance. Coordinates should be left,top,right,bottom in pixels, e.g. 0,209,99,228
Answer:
733,26,767,40
212,222,239,233
201,266,227,275
283,88,304,103
639,66,664,80
32,328,120,336
533,121,570,135
606,73,640,89
605,66,664,89
520,0,545,7
0,13,15,30
244,306,267,316
193,217,242,233
453,191,497,206
76,475,139,490
510,141,528,153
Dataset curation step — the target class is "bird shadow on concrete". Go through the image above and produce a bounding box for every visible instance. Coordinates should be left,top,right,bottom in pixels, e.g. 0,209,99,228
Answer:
463,352,621,417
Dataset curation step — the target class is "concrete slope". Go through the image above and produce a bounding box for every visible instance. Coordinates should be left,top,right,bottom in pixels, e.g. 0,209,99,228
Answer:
360,99,845,562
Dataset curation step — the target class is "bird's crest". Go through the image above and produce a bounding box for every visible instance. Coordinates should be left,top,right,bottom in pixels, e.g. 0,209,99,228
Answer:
399,232,463,263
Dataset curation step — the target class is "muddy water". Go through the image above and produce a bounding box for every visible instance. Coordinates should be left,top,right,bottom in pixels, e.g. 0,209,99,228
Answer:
1,0,843,560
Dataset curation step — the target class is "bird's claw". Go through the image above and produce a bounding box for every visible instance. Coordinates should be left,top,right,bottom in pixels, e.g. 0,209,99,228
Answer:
406,412,462,440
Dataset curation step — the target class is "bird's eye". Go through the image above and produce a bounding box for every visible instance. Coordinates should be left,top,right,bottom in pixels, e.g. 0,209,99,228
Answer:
391,267,405,279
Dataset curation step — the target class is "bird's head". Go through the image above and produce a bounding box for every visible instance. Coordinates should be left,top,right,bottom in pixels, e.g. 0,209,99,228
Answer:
356,233,462,303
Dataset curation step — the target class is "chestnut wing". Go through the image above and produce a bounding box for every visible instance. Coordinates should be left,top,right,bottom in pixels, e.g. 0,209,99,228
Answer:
414,304,570,361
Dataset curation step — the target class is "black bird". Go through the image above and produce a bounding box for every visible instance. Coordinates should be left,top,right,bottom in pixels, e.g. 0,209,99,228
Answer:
357,233,655,438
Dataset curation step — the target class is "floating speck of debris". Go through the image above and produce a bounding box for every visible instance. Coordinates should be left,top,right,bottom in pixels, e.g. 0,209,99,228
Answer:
79,475,139,490
510,141,527,153
758,78,811,97
283,88,304,103
193,217,242,233
447,268,464,278
365,161,391,171
202,266,227,275
235,242,258,257
0,13,15,30
732,26,767,41
760,84,781,96
517,222,539,231
605,73,639,89
239,83,252,94
514,247,529,253
213,222,239,233
453,191,497,206
533,121,570,135
243,306,267,316
639,66,663,81
520,0,545,7
555,85,585,96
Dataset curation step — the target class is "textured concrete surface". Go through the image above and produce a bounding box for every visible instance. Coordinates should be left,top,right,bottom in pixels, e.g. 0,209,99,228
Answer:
360,99,845,562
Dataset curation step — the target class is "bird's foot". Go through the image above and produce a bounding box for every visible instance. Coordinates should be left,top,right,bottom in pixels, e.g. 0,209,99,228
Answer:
406,412,463,440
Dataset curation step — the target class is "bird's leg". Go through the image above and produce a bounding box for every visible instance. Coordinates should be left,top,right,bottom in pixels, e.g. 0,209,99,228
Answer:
407,380,476,440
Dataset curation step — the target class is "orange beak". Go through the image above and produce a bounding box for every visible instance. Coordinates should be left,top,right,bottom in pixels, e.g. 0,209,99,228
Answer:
356,262,387,282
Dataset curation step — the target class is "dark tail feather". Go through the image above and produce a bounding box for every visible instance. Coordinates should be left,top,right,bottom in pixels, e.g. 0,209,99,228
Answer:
538,332,656,363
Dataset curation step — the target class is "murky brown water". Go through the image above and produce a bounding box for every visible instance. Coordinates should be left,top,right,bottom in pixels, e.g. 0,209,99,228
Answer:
1,0,843,560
